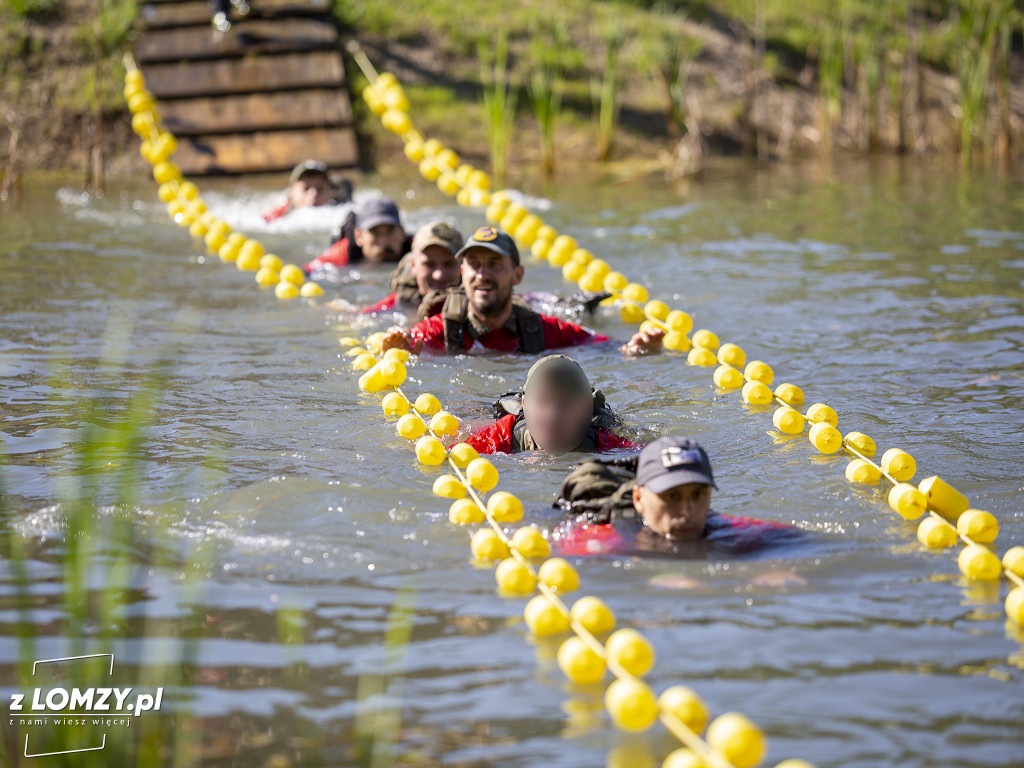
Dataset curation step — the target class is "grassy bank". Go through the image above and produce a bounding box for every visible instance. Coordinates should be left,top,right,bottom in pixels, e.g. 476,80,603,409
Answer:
1,0,138,191
339,0,1024,182
1,0,1022,187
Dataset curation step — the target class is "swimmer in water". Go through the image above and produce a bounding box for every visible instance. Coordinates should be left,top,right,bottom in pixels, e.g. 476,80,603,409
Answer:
304,197,411,274
551,436,806,564
363,221,464,313
466,355,641,455
380,226,664,356
261,160,351,223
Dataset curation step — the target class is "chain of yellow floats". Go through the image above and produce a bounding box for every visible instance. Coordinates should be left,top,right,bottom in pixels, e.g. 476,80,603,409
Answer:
351,48,1024,614
122,44,1021,768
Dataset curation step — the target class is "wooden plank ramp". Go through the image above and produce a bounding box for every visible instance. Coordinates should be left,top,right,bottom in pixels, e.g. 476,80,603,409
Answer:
134,0,359,175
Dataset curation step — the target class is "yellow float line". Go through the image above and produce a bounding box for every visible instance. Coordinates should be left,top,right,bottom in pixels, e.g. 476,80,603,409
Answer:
351,360,769,768
119,61,754,764
350,49,1024,627
123,57,1019,765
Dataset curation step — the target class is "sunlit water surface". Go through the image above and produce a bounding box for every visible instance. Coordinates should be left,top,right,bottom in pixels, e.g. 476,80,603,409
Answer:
1,158,1022,767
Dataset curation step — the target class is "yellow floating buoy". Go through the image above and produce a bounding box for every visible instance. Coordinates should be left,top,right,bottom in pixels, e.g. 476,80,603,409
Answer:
687,347,718,367
432,474,466,499
956,509,998,544
255,267,279,288
744,360,774,386
381,392,410,417
495,557,536,595
523,595,569,636
657,685,708,734
880,448,916,482
279,264,305,286
717,342,746,367
471,528,509,560
705,713,766,768
1006,588,1024,626
916,517,957,548
1002,546,1024,577
538,557,579,593
917,475,969,521
845,459,881,483
396,414,426,439
605,628,654,677
414,393,442,416
274,281,299,300
804,402,837,427
299,280,324,298
487,491,523,523
430,410,459,436
808,422,843,454
691,329,719,350
449,497,483,524
772,405,805,435
774,382,805,407
958,544,1001,581
511,527,550,559
448,442,479,469
604,678,658,732
570,595,615,635
742,380,773,405
557,636,605,685
843,431,876,457
415,435,447,466
466,458,499,492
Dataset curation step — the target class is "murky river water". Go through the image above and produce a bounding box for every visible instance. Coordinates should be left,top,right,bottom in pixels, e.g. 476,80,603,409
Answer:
1,157,1022,767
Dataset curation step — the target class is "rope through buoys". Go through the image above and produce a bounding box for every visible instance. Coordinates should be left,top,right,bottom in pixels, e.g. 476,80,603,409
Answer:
122,55,326,301
338,331,806,768
346,48,1021,629
123,51,1019,768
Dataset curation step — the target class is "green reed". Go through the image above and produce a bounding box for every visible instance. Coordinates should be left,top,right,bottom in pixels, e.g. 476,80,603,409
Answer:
478,30,518,188
0,310,209,766
952,0,1018,167
593,25,623,162
526,19,570,178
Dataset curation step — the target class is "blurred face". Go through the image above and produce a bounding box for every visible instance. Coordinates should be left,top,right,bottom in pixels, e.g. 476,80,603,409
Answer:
632,483,712,540
288,172,333,208
355,223,406,263
460,248,524,322
411,244,459,294
521,390,594,454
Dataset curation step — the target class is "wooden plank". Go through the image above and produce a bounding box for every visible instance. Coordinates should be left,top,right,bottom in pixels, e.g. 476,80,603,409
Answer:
141,51,345,98
173,127,360,174
134,18,337,64
159,89,352,135
138,0,332,29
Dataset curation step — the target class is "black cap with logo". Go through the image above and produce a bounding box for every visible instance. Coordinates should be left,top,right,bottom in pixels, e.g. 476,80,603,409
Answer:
636,436,717,493
454,225,520,265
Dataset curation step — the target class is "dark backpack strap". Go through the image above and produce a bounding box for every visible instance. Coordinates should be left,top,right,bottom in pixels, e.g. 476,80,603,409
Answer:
416,289,447,321
555,456,640,524
389,254,423,307
510,415,531,453
441,288,469,354
511,303,546,353
493,391,524,419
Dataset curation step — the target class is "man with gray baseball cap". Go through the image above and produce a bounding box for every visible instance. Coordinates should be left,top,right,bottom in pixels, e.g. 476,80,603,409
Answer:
552,436,803,556
262,160,352,223
304,196,411,273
